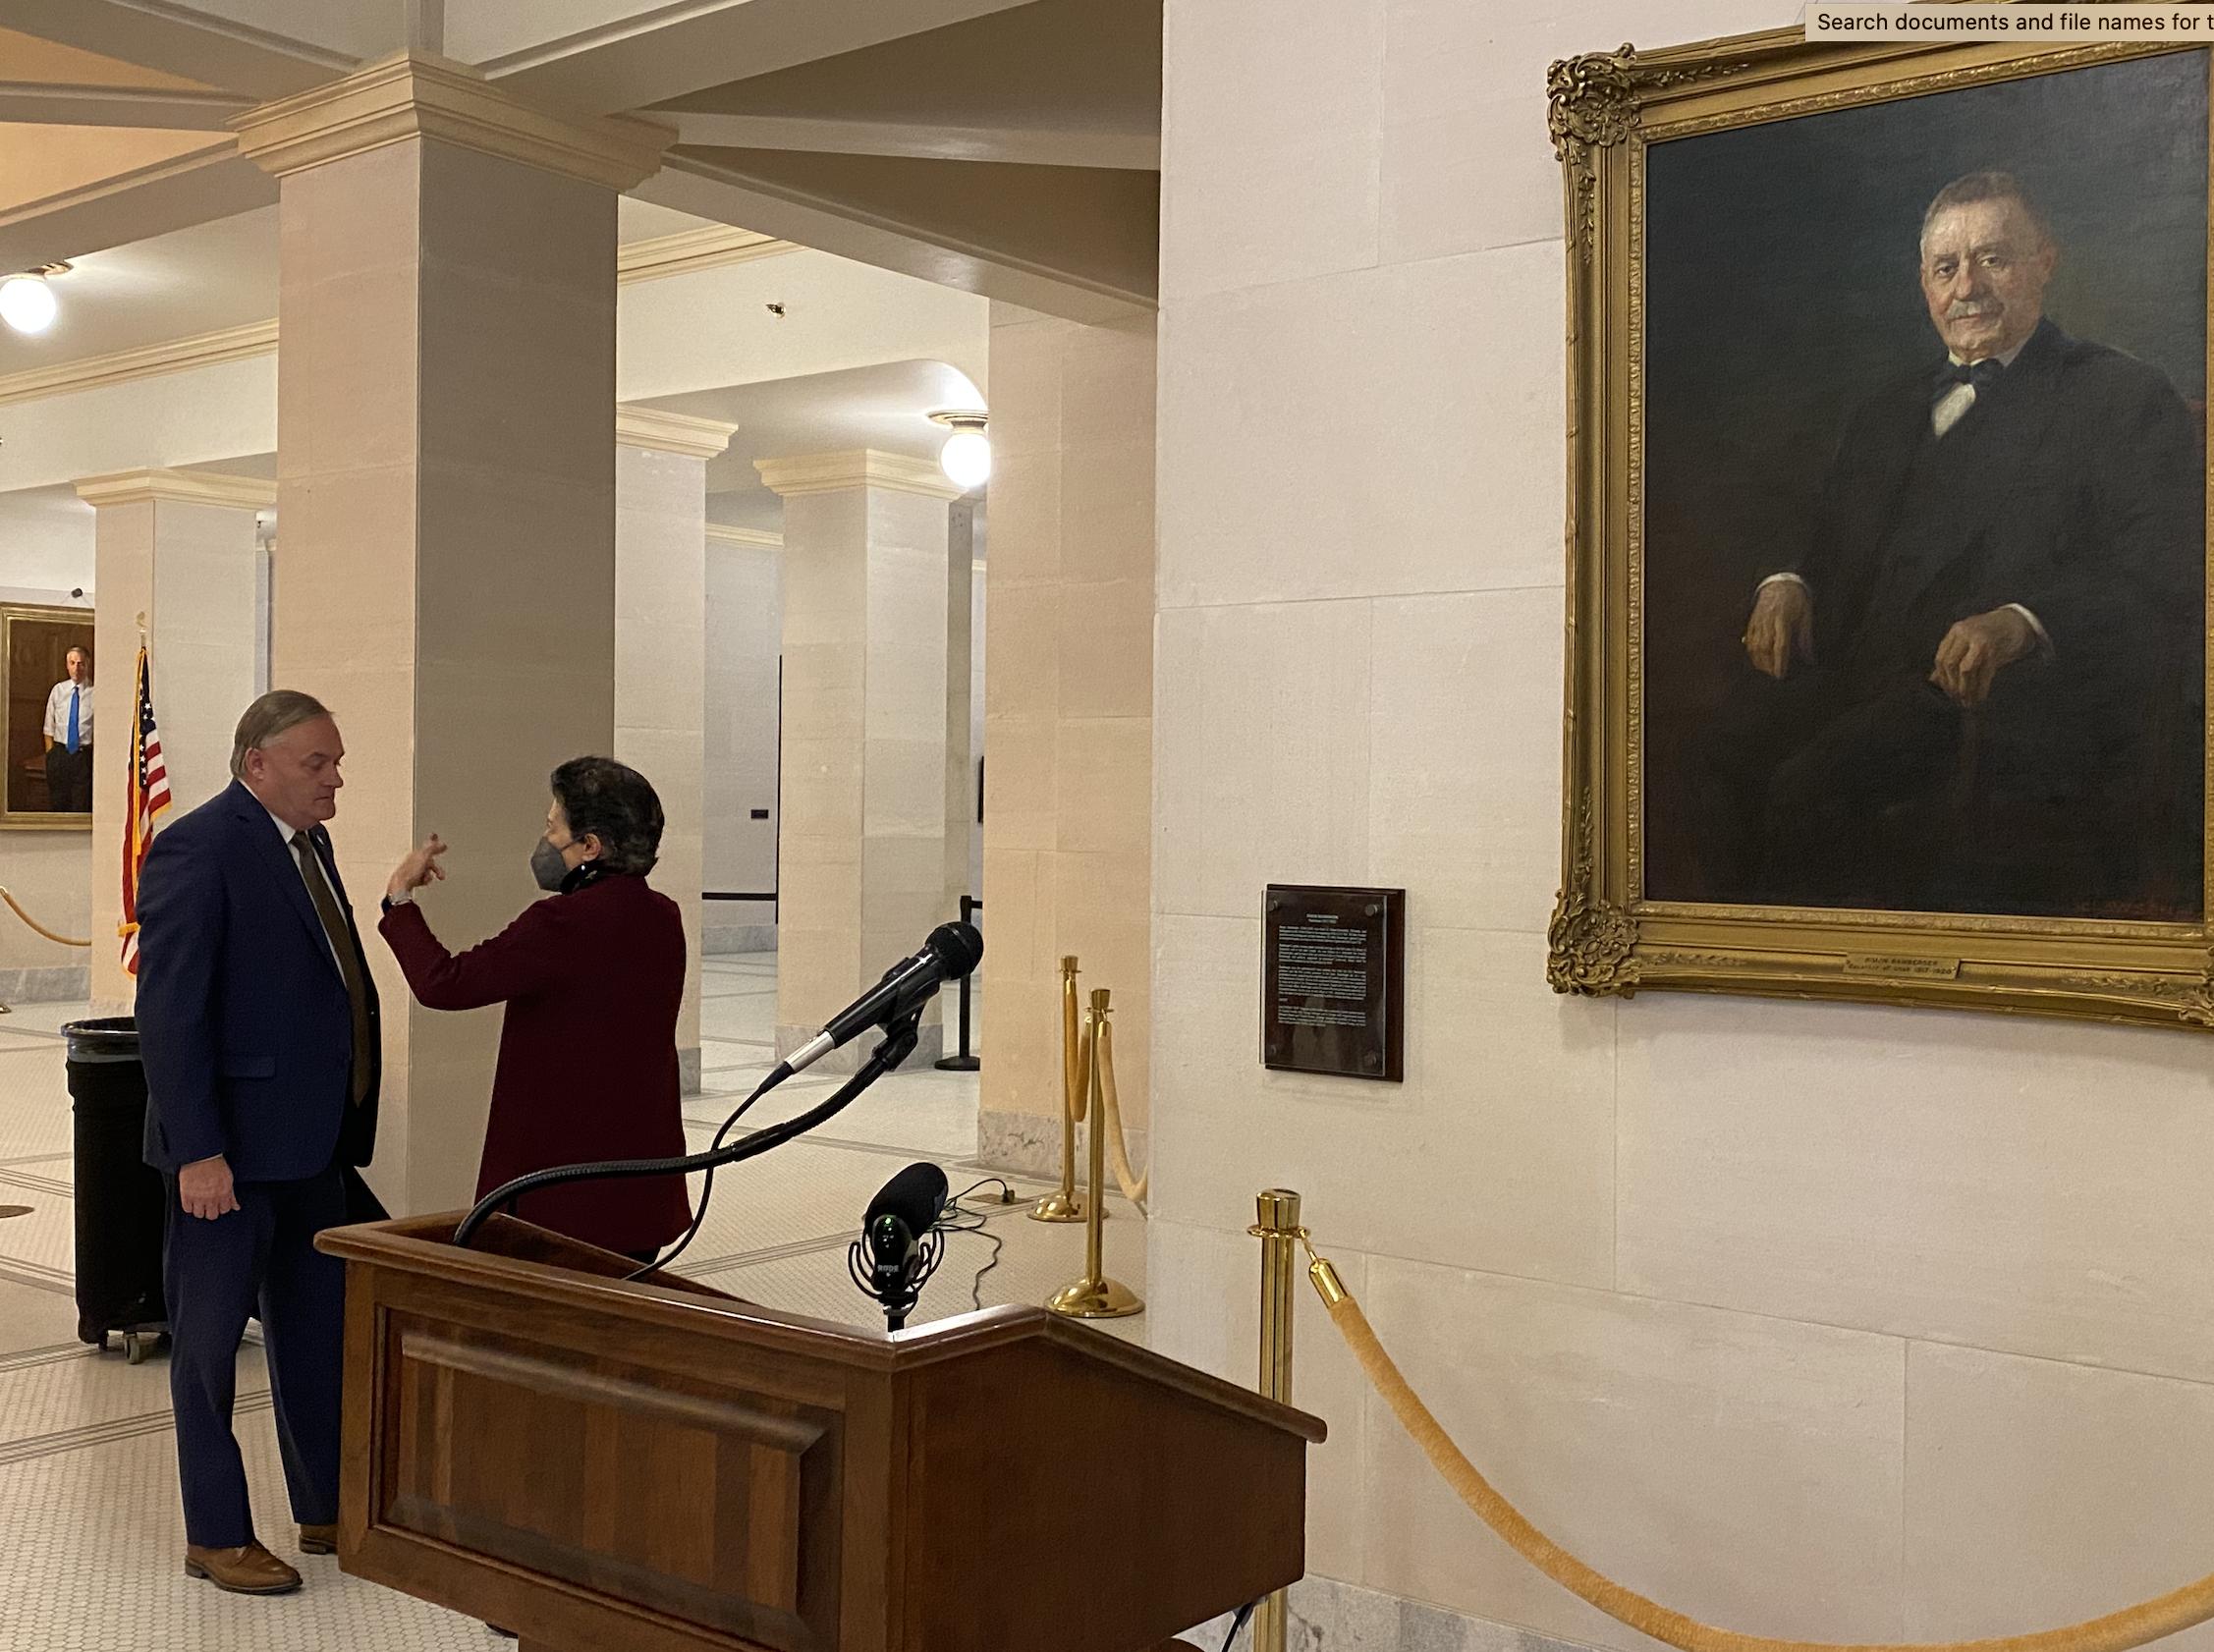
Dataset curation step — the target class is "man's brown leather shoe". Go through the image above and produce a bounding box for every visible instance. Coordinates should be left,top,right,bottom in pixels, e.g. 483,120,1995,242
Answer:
184,1542,303,1595
298,1523,338,1556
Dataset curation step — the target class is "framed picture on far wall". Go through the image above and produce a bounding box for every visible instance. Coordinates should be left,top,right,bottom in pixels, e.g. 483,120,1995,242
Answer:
1548,31,2214,1028
2,603,97,829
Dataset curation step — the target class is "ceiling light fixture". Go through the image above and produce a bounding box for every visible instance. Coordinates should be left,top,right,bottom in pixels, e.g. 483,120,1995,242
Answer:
929,409,990,490
0,263,69,336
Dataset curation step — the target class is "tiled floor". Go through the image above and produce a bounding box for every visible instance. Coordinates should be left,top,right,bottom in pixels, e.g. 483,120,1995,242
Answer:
0,955,1146,1650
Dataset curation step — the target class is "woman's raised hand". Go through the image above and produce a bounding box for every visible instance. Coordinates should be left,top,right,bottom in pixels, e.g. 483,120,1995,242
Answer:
386,834,449,899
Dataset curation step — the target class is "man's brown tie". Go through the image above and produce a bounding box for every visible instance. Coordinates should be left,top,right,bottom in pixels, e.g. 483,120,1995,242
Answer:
291,831,373,1106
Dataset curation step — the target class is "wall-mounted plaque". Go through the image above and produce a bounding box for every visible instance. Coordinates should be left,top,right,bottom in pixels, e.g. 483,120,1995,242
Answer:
1262,885,1405,1082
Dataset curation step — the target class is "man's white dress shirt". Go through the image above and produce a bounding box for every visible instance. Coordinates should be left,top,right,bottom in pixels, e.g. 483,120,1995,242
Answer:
259,801,347,978
42,679,93,746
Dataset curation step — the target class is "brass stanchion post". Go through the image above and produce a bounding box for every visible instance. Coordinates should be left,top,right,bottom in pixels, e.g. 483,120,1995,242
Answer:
1046,989,1142,1319
1249,1188,1304,1652
1031,955,1086,1222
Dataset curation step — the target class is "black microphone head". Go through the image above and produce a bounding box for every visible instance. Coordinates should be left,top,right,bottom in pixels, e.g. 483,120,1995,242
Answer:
865,1161,949,1234
864,1212,915,1272
924,921,983,979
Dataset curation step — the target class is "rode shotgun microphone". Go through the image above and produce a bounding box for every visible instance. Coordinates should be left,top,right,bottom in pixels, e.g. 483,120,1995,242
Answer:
776,921,983,1079
849,1161,951,1332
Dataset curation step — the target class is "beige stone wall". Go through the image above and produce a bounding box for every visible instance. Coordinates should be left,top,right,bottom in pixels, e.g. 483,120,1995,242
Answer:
0,835,89,994
977,305,1156,1172
1151,0,2214,1644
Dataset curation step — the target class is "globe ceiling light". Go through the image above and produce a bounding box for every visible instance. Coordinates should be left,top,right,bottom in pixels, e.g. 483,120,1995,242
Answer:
0,271,57,335
929,410,990,490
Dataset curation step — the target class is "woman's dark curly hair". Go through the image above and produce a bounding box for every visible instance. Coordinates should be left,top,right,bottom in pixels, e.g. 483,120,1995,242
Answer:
551,756,663,876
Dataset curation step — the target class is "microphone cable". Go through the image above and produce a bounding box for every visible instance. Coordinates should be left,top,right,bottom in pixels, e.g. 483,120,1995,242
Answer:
938,1176,1015,1311
1220,1601,1258,1652
621,1007,929,1278
643,1004,925,1278
636,1059,791,1279
452,1043,897,1255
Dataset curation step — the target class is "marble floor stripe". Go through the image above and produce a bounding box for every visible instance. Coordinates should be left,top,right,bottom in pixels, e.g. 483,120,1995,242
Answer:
0,1343,93,1375
679,1230,858,1279
0,1391,271,1467
0,1255,74,1294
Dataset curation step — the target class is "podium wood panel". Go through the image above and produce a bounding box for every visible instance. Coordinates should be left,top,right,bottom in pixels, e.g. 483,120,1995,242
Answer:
322,1214,1322,1652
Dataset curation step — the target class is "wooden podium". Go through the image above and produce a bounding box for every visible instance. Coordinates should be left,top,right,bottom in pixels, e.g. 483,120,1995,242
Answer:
318,1214,1326,1652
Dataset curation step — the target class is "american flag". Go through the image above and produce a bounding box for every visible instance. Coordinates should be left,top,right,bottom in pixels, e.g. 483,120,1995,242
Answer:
119,645,171,975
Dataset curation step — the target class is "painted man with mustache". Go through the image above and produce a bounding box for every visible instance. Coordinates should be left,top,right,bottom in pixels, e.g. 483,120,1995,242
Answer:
1704,170,2202,913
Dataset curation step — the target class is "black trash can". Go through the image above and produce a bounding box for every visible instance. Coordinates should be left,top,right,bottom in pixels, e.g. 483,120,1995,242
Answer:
62,1016,169,1363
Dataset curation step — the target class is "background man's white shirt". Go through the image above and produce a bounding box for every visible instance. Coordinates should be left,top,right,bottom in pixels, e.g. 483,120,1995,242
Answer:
42,680,93,745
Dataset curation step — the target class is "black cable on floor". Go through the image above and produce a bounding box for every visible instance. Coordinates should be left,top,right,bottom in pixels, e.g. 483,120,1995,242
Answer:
1221,1600,1258,1652
933,1184,1014,1310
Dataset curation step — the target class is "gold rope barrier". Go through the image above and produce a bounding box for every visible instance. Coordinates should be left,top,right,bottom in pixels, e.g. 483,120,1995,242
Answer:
1301,1242,2214,1652
1030,956,1088,1223
1045,989,1142,1319
1091,998,1149,1210
1251,1191,1304,1652
0,887,91,948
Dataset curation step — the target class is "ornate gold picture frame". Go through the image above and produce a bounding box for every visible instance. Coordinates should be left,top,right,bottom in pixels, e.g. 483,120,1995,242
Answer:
1547,29,2214,1028
2,602,96,831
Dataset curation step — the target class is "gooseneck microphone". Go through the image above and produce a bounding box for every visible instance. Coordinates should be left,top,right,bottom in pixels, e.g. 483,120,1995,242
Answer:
776,920,982,1080
849,1161,950,1332
454,922,982,1258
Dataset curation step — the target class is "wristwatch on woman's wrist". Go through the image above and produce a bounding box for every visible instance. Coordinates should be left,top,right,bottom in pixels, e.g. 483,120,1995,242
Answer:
380,889,415,913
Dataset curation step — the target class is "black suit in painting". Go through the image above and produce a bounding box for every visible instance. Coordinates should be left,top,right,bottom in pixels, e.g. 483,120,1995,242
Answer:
1698,319,2203,914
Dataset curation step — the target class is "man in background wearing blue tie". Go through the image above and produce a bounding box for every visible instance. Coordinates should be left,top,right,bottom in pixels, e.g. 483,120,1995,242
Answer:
41,645,92,812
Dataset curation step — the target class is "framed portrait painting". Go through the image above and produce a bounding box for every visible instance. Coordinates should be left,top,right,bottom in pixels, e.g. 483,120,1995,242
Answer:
1548,29,2214,1026
2,603,96,829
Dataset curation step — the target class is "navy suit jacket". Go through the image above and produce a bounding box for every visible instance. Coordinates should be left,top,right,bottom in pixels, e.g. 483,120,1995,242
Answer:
137,780,382,1182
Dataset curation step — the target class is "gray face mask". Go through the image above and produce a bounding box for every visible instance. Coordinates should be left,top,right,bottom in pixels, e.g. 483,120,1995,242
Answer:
530,836,572,892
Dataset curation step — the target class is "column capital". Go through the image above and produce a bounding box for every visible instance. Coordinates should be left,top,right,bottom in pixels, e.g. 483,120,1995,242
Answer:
705,524,784,550
232,52,672,190
617,406,739,460
75,469,277,511
753,450,965,502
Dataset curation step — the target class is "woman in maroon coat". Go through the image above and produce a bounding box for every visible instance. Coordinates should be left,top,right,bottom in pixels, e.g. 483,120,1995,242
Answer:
377,756,692,1261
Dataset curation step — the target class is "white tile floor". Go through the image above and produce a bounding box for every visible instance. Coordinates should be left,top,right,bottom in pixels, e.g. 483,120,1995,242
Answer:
0,956,1147,1650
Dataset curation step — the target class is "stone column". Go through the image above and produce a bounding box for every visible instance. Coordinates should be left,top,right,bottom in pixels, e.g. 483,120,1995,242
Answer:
235,55,668,1215
254,528,273,696
945,499,978,919
756,451,966,1071
76,469,271,1014
976,307,1157,1175
616,407,736,1096
703,524,784,955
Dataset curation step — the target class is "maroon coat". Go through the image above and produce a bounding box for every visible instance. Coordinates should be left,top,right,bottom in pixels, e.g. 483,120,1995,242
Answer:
378,873,692,1254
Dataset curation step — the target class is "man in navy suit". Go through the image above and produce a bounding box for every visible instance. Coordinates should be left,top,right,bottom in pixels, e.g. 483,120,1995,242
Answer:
137,689,382,1595
1703,171,2202,913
